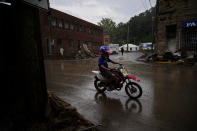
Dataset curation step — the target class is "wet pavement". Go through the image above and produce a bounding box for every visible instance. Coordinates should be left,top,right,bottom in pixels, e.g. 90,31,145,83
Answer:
44,52,197,131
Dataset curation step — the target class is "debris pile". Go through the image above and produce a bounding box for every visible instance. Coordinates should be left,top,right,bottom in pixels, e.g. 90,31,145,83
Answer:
75,44,98,59
27,92,95,131
145,50,197,65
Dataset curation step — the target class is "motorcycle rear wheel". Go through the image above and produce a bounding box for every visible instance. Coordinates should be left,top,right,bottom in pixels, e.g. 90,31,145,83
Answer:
125,82,142,99
94,79,106,93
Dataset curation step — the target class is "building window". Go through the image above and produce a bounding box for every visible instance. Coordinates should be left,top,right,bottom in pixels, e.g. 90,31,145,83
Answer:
86,28,91,34
89,29,91,34
51,17,56,27
95,30,98,35
97,30,100,35
57,19,63,28
69,39,73,47
78,40,81,49
90,29,93,35
86,27,89,33
79,25,83,32
89,28,91,34
70,24,74,30
93,30,96,35
64,22,69,29
97,31,100,36
57,39,62,46
82,26,85,32
77,25,80,32
74,24,76,31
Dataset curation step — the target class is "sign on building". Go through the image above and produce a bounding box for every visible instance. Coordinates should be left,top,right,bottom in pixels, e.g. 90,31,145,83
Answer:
182,19,197,28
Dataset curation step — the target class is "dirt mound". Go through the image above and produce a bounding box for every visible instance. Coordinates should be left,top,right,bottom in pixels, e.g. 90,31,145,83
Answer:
27,92,95,131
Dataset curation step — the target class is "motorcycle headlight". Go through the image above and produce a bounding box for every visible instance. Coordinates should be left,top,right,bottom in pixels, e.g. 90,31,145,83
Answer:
121,69,126,74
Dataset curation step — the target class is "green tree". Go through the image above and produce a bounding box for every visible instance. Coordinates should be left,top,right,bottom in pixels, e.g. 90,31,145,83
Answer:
97,18,116,43
128,7,155,45
97,7,156,45
114,22,127,45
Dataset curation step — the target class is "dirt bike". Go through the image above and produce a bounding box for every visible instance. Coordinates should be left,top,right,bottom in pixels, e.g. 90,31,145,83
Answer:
92,65,142,99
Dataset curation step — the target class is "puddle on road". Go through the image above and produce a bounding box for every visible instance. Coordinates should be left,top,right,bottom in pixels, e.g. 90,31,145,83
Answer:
44,53,197,131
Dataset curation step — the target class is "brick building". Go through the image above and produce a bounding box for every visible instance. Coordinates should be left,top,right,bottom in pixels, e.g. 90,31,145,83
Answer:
155,0,197,55
39,8,104,59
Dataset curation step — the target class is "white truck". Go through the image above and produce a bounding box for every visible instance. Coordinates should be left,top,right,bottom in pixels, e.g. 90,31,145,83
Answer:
109,44,119,54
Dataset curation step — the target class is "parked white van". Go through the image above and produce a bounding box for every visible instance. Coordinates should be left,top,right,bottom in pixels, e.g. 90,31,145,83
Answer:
109,44,119,54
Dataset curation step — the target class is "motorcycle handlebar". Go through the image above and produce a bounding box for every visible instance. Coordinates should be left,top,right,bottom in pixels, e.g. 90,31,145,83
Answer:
119,64,123,67
110,65,124,71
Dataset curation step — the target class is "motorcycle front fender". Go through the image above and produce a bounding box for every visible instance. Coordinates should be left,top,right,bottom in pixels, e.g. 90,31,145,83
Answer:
126,75,140,82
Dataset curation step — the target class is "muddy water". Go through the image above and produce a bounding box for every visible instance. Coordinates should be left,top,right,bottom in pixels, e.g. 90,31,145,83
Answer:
45,52,197,131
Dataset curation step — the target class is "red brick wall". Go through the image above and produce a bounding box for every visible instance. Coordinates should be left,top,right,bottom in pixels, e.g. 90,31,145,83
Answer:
39,8,104,58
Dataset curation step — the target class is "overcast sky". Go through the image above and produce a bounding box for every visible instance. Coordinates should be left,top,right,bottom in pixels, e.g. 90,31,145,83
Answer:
49,0,156,25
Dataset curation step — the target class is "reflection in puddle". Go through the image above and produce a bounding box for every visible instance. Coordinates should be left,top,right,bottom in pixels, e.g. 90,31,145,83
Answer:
94,92,142,114
60,62,64,71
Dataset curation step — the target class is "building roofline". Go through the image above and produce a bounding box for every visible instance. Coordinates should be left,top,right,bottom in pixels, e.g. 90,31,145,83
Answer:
50,8,103,30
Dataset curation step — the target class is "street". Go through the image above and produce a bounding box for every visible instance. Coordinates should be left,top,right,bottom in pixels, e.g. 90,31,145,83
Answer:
44,52,197,131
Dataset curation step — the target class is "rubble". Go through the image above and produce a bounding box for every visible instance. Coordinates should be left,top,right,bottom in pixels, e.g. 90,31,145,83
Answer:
27,92,96,131
145,51,197,65
75,44,98,60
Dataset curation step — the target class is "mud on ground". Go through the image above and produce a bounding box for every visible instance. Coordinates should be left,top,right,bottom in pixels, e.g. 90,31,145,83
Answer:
27,92,95,131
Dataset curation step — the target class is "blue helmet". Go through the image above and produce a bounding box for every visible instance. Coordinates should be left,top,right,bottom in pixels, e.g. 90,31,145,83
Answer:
99,46,110,52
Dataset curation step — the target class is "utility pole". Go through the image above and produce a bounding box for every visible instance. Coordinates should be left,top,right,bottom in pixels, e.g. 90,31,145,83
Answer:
127,24,129,51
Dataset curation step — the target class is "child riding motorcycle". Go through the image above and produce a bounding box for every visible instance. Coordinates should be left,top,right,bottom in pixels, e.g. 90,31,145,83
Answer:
98,46,122,90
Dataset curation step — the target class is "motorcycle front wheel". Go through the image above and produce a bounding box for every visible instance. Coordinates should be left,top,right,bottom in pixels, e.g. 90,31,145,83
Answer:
125,82,142,99
94,79,106,93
